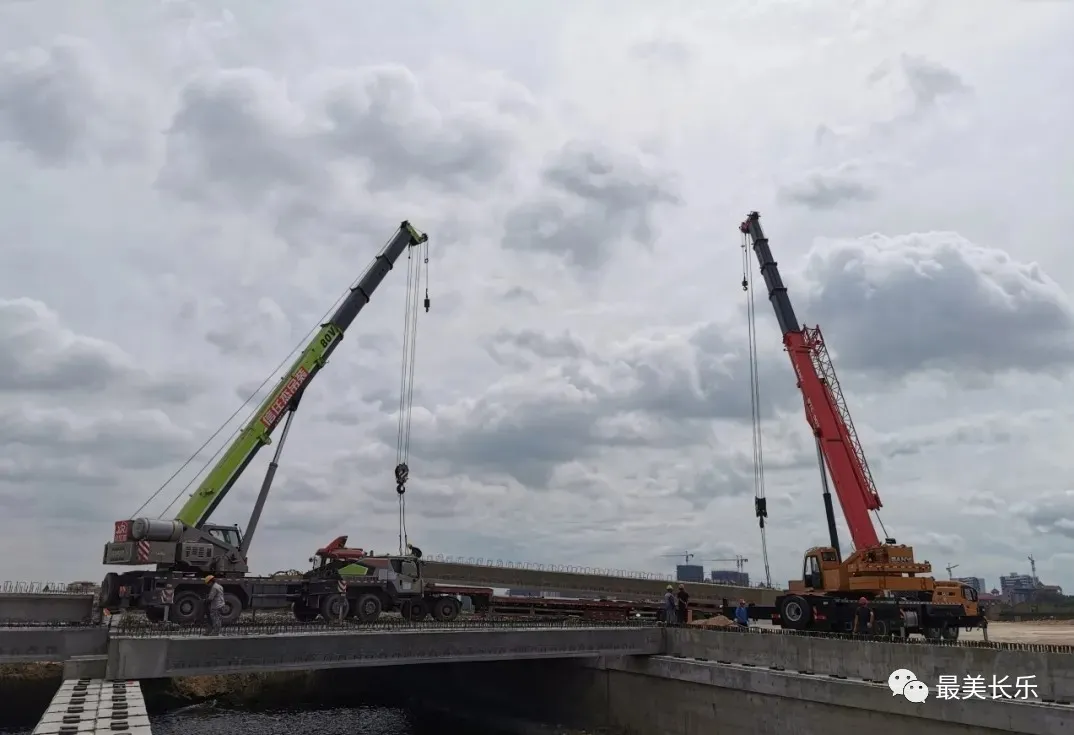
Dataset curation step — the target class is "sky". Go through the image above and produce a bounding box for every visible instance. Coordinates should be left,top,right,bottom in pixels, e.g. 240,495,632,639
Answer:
1,0,1073,593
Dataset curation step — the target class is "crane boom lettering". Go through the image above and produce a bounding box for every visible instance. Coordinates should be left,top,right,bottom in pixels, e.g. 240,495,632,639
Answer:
175,222,428,529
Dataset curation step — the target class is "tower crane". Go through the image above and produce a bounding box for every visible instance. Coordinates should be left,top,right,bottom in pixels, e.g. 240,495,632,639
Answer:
738,212,984,640
661,552,697,564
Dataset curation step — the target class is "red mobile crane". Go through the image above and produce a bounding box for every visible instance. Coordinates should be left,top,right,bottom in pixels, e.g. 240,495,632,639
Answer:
739,212,982,639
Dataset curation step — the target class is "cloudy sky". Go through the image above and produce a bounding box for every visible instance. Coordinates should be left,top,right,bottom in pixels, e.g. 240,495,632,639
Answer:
2,1,1073,593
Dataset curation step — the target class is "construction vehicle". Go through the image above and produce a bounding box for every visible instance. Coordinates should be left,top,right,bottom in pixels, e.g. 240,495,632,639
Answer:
307,537,735,623
98,222,430,625
739,211,983,639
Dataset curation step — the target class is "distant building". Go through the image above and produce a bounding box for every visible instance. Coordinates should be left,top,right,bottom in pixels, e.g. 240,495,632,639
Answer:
1000,573,1039,604
711,570,749,587
676,564,704,583
955,577,985,593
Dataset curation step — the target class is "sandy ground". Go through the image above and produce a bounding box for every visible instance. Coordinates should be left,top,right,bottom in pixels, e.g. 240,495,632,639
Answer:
959,620,1074,645
749,619,1074,644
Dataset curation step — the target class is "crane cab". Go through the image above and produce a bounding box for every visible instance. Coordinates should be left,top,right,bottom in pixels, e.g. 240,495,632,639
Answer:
204,524,243,549
787,547,843,593
933,580,981,617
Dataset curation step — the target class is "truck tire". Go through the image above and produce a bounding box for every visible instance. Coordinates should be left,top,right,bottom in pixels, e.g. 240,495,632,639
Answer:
292,602,318,623
941,626,959,641
924,627,942,641
171,590,203,625
320,594,350,621
431,596,461,623
354,593,382,623
779,595,812,630
145,606,165,623
99,573,120,609
872,618,892,637
219,593,243,626
403,599,428,622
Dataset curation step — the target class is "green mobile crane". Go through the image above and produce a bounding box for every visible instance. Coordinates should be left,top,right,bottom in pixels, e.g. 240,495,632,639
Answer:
100,222,429,624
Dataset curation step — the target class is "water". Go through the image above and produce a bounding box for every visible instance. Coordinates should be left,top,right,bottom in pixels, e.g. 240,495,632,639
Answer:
1,704,502,735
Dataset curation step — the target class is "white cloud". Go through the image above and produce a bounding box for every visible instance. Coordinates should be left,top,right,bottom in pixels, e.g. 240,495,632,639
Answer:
1,0,1073,595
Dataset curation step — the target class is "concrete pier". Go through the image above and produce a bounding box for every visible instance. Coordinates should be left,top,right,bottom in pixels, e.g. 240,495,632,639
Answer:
33,678,151,735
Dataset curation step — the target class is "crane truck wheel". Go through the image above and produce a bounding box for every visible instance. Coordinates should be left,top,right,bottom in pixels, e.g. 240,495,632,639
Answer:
354,593,382,623
403,599,428,622
319,594,350,621
778,595,812,631
431,596,461,623
145,607,165,623
99,573,120,609
219,593,243,626
292,602,318,622
871,619,892,638
941,626,959,641
170,590,204,625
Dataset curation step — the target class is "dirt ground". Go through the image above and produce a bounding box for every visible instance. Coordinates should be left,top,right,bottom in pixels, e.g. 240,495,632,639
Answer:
752,618,1074,644
960,620,1074,645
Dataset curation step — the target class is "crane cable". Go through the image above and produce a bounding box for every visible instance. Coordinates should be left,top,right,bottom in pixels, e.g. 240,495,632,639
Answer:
134,256,383,520
741,233,773,588
394,238,430,555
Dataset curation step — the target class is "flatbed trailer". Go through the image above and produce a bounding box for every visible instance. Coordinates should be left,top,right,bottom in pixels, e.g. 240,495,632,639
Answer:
428,585,751,622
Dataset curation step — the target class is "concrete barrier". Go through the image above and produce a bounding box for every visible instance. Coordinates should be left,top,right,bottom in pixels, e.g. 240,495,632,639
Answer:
422,561,777,606
106,625,665,679
0,627,108,663
0,594,94,624
668,629,1074,703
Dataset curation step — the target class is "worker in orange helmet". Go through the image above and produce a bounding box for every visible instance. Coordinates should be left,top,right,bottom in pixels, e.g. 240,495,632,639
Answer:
203,575,225,635
852,596,874,636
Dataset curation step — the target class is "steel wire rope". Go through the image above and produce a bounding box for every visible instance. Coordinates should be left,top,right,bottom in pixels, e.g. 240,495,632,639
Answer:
742,233,773,588
395,239,428,553
132,245,386,520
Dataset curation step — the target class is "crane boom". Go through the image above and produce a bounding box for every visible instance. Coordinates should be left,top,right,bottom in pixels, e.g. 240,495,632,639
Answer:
103,221,428,576
738,211,881,551
175,221,427,528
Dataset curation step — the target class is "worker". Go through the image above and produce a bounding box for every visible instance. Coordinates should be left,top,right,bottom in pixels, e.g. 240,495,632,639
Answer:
676,584,690,624
663,585,678,625
852,596,874,636
734,599,750,627
204,575,225,635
